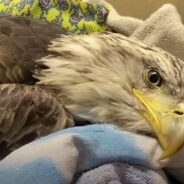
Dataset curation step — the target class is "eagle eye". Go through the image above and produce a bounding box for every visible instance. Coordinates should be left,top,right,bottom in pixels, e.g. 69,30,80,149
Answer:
144,69,162,87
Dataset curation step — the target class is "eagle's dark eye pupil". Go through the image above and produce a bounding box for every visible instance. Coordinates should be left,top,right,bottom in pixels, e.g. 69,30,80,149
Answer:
149,72,159,83
148,70,161,86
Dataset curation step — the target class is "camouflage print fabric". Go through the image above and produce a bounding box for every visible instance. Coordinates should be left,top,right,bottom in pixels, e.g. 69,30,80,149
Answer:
0,0,109,33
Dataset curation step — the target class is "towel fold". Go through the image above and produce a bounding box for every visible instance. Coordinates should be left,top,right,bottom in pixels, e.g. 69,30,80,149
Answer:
75,162,168,184
105,2,184,62
131,4,184,62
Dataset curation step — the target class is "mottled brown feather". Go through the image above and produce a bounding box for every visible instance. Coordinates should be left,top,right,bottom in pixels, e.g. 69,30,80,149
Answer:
0,16,67,84
0,84,74,159
0,16,74,158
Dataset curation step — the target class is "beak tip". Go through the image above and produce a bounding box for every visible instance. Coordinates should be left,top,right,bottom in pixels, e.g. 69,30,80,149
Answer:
158,153,168,161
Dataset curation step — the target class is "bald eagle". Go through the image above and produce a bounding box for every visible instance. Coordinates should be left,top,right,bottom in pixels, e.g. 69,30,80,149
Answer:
0,16,183,160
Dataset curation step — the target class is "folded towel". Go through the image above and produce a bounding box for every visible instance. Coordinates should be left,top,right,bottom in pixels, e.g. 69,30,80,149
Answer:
75,162,168,184
131,4,184,62
104,2,184,62
0,124,183,184
0,0,109,33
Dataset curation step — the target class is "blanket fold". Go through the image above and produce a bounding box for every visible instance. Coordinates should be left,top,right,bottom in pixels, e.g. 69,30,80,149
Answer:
131,4,184,62
105,2,184,62
75,162,168,184
0,124,183,184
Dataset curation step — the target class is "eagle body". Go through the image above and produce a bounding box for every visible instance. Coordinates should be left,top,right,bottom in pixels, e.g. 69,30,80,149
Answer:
0,16,183,159
0,16,73,159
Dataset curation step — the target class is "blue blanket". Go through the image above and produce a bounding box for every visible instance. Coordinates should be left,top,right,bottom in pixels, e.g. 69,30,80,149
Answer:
0,124,183,183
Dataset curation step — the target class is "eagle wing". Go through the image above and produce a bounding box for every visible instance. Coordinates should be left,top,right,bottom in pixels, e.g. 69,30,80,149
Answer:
0,16,65,84
0,84,74,159
0,17,74,159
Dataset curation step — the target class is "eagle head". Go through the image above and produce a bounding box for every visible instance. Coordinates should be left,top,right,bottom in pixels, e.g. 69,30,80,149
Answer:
35,32,184,159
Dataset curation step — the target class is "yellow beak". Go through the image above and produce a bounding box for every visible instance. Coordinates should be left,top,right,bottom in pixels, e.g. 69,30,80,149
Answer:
133,89,184,160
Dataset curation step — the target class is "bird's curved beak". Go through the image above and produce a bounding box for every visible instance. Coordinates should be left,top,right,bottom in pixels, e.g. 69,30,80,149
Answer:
133,89,184,160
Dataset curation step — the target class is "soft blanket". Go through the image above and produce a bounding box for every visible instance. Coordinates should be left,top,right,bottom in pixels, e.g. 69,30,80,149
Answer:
0,124,174,184
0,0,109,33
103,1,184,62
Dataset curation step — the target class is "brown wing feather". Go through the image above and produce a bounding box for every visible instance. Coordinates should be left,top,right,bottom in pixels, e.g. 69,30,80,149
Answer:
0,84,74,159
0,16,66,84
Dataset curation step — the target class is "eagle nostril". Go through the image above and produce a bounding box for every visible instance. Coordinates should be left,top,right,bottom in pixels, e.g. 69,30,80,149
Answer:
174,111,184,115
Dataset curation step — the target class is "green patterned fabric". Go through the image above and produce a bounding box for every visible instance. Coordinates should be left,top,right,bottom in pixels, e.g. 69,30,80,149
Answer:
0,0,109,33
